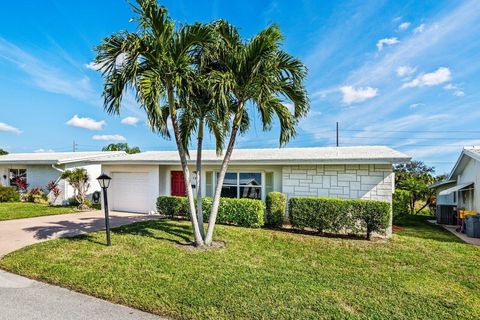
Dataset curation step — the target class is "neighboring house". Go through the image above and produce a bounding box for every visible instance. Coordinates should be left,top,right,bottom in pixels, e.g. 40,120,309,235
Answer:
434,147,479,215
0,152,125,204
0,146,410,234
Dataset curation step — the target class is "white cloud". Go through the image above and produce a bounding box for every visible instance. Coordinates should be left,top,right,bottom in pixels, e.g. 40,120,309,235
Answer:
396,65,417,77
399,22,411,30
66,115,105,131
283,103,295,114
85,61,101,71
404,139,480,159
340,86,379,104
402,67,451,88
121,116,140,126
409,103,425,109
443,83,457,90
376,37,399,51
85,53,126,72
413,24,426,34
0,122,21,134
34,149,55,153
0,38,96,102
443,83,465,96
92,134,126,141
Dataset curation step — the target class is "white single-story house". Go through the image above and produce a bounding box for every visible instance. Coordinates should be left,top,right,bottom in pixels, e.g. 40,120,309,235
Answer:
0,151,125,205
435,147,479,215
0,146,410,231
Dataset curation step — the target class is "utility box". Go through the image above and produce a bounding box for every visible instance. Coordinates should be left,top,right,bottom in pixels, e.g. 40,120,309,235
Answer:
466,215,480,238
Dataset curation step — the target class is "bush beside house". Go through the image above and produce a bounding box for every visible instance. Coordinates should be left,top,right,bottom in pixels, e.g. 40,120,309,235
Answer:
289,197,391,239
265,192,286,227
157,196,264,228
0,186,20,202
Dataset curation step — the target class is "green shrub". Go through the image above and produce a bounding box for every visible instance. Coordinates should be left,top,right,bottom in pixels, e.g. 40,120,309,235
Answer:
156,196,189,218
156,196,264,228
265,192,286,227
0,186,20,202
90,203,102,210
68,197,92,209
351,199,391,240
26,188,49,204
289,197,391,239
202,197,264,228
392,189,411,222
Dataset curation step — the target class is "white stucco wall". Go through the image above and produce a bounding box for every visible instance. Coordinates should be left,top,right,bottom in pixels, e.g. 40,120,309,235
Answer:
456,157,478,211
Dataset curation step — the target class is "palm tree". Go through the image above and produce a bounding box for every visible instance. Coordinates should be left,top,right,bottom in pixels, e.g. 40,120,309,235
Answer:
203,21,309,245
177,81,229,237
95,0,213,246
102,143,141,154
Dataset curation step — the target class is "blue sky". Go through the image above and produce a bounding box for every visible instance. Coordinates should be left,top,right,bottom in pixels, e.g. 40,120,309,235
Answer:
1,0,479,174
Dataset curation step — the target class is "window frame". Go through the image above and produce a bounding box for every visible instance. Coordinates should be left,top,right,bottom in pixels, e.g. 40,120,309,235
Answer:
214,171,265,200
9,168,27,187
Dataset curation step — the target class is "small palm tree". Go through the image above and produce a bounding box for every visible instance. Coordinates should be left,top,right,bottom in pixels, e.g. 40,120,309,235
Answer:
174,40,230,237
95,0,213,246
203,21,309,245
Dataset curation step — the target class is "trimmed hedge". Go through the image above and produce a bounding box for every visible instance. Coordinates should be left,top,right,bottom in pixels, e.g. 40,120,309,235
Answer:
289,197,391,239
265,192,286,227
156,196,189,217
0,186,20,202
393,189,411,221
156,196,264,228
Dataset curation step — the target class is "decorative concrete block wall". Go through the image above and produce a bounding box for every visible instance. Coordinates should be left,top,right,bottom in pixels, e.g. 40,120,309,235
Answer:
282,164,394,202
282,164,394,237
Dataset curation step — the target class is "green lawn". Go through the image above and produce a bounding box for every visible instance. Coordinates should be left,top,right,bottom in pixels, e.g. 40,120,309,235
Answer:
0,202,77,221
1,216,479,319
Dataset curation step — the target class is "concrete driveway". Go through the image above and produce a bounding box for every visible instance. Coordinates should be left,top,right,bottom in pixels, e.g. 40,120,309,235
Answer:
0,210,166,319
0,210,159,257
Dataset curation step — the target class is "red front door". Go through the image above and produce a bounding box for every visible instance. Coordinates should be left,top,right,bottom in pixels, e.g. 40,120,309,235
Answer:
171,171,186,196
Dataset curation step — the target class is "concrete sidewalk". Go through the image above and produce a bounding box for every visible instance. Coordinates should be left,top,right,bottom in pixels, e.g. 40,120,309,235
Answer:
0,270,165,320
0,210,159,257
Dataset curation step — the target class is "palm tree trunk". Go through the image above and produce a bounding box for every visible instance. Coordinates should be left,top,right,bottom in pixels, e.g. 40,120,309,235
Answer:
167,86,204,246
196,118,205,237
204,110,242,246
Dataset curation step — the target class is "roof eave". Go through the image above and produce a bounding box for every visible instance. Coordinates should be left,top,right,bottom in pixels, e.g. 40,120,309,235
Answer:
0,160,59,165
98,157,410,166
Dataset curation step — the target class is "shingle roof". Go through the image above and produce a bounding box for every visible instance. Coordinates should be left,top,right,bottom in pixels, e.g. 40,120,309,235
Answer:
0,151,126,165
95,146,410,165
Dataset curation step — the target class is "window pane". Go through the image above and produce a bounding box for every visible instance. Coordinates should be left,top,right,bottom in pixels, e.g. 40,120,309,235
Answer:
221,186,237,198
9,169,27,187
205,171,213,197
265,172,273,196
218,172,237,185
239,173,261,186
240,186,261,199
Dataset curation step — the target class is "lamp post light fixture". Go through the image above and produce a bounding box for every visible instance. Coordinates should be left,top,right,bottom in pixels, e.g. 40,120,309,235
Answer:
97,173,112,246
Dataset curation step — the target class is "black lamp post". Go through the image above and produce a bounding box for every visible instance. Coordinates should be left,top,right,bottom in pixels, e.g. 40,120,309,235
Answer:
97,173,112,246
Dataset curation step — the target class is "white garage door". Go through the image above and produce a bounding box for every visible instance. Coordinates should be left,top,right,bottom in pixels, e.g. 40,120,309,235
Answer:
110,172,151,213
